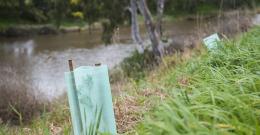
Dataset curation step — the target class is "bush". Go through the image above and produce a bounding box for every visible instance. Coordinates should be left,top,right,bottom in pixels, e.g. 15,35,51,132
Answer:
0,65,46,125
121,50,157,80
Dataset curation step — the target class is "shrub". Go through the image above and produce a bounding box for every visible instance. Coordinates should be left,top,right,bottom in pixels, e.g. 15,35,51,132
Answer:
121,50,157,80
0,64,46,125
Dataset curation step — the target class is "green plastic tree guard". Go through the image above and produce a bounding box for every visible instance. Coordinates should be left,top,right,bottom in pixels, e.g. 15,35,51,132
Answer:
65,65,117,135
203,33,220,50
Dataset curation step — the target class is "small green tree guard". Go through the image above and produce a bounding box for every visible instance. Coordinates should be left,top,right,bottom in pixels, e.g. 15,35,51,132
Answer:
65,63,117,135
203,33,220,50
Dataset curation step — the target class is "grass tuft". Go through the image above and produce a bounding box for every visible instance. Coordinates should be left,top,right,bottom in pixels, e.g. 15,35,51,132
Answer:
136,27,260,135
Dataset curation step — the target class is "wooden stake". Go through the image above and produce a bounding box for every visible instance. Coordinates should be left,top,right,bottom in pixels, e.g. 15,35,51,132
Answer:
69,60,74,71
66,60,83,133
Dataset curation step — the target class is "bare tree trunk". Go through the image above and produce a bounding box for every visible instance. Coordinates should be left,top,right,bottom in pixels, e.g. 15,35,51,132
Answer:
156,0,165,38
137,0,162,57
130,0,144,50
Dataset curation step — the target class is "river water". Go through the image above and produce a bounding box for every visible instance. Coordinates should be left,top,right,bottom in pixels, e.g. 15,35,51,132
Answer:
0,12,259,101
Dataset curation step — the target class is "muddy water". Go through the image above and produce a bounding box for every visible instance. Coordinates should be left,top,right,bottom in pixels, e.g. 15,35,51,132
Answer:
0,12,259,100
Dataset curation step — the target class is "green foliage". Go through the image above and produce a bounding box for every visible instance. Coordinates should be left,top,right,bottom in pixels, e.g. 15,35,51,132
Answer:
85,107,102,135
164,0,258,15
137,27,260,134
196,3,219,14
99,0,128,44
71,11,84,19
121,50,157,81
0,0,259,42
81,0,101,26
52,0,70,28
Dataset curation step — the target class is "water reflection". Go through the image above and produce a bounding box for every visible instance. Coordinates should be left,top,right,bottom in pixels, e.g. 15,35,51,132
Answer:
3,40,35,57
30,44,136,100
253,14,260,25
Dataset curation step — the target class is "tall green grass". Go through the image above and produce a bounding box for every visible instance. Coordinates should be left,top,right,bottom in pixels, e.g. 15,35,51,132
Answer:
137,27,260,135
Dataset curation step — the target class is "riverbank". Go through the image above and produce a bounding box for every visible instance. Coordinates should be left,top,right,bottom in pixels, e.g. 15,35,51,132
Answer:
0,8,258,38
0,25,259,134
135,26,260,134
0,20,91,37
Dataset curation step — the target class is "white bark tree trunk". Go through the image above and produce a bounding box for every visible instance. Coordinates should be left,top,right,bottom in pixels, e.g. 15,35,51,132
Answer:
156,0,165,38
130,0,144,50
137,0,162,57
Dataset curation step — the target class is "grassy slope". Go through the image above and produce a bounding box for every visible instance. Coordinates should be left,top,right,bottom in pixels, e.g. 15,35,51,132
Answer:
0,27,259,135
136,27,260,134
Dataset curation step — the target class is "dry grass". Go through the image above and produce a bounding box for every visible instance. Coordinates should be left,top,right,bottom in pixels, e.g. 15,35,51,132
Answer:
114,88,167,134
0,64,46,125
115,95,142,133
111,44,204,134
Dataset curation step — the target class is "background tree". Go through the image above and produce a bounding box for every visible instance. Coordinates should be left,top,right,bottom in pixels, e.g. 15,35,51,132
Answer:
0,0,258,45
52,0,70,28
137,0,165,57
156,0,165,38
82,0,101,33
130,0,144,49
99,0,128,44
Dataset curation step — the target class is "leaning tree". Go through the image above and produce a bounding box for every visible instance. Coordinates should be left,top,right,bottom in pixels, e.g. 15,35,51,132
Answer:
70,0,166,57
130,0,165,57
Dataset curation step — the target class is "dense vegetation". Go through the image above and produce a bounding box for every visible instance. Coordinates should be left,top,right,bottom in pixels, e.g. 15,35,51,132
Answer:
0,0,258,24
0,0,258,49
136,27,260,134
0,0,259,43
